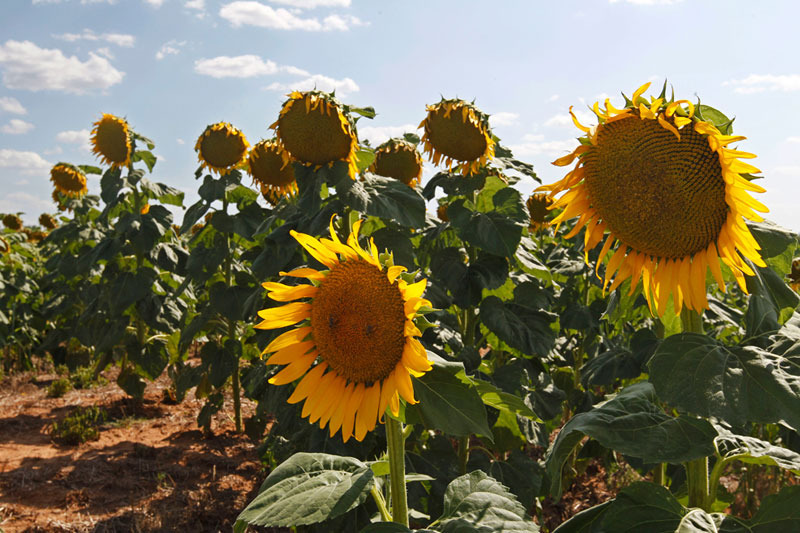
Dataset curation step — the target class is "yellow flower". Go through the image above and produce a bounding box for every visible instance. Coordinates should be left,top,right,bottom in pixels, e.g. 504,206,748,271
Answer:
2,214,22,231
195,122,250,176
271,90,360,180
437,204,449,223
369,138,424,187
255,218,432,442
50,163,88,198
419,98,495,175
0,236,9,254
140,203,150,215
527,193,555,232
538,82,769,316
91,113,132,169
38,213,58,230
247,139,297,206
790,258,800,291
52,191,66,211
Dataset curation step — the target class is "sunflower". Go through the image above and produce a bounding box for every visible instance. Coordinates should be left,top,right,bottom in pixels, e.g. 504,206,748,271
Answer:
91,113,132,169
39,213,58,230
26,230,47,243
255,218,432,442
0,236,9,254
789,258,800,291
538,82,768,316
247,139,297,205
50,163,88,198
369,138,423,187
2,214,22,231
527,193,555,232
195,122,250,175
437,203,449,222
271,90,360,180
419,98,495,175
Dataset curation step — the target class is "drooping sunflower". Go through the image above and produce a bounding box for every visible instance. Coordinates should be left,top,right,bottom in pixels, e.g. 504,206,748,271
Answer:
419,98,495,175
369,138,424,187
195,122,250,175
255,218,433,442
50,163,88,198
789,258,800,291
271,90,360,180
437,203,449,222
26,230,47,243
0,236,9,254
527,193,555,232
247,139,297,205
39,213,58,230
539,82,768,316
90,113,132,169
2,214,22,231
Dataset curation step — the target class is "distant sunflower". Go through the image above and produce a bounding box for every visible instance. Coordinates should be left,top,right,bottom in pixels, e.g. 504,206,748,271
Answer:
369,138,423,187
2,214,22,231
247,139,297,205
27,230,47,243
419,98,494,175
527,193,555,232
195,122,249,175
0,236,9,254
50,163,88,198
39,213,58,230
255,218,432,442
437,203,449,223
789,258,800,291
271,90,360,180
91,113,132,169
539,82,768,316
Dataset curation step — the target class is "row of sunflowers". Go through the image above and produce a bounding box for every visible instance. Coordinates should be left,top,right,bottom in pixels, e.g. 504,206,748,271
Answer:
2,82,800,531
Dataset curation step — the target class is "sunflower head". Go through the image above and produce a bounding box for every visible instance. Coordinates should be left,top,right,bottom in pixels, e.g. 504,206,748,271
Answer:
50,163,88,198
0,236,9,254
2,214,22,231
527,193,555,232
437,203,449,222
248,139,297,205
789,258,800,291
91,113,132,169
195,122,250,175
38,213,58,230
26,230,47,243
271,90,360,180
419,98,495,175
369,138,423,187
538,82,769,316
255,218,433,442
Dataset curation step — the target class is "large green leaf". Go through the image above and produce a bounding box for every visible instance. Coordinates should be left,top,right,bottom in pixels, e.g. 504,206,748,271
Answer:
405,357,492,440
338,173,426,228
139,177,184,206
471,379,540,421
747,485,800,532
479,296,556,356
447,188,526,258
236,452,374,527
545,382,716,498
438,471,538,532
744,264,799,337
552,501,612,533
715,428,800,474
600,482,685,533
648,333,800,430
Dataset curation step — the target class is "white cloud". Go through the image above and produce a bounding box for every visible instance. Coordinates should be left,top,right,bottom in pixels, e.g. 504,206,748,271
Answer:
508,134,578,158
0,40,124,93
0,192,54,219
56,128,91,148
0,148,51,174
81,0,117,4
176,138,185,145
194,55,278,78
269,0,350,7
609,0,683,4
156,40,187,60
0,96,26,114
1,119,34,134
357,124,417,146
265,74,359,96
489,112,518,127
54,29,135,47
544,109,596,128
144,0,164,6
185,0,206,17
548,94,559,102
724,74,800,94
94,47,114,59
786,136,800,143
220,1,365,31
773,166,800,176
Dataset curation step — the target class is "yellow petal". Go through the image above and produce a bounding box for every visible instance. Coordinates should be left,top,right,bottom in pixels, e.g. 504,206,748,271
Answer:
256,302,311,329
265,341,316,366
268,351,316,385
355,383,381,440
288,362,327,404
292,230,339,268
279,267,326,281
263,282,318,302
263,326,312,354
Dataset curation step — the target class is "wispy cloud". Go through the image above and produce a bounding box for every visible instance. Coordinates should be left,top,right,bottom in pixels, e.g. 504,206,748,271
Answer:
270,0,350,7
0,148,51,174
194,54,307,78
1,119,34,134
54,29,135,47
143,0,164,6
489,112,519,128
786,136,800,143
0,40,124,93
544,109,595,129
185,0,206,18
0,192,55,220
0,96,26,114
609,0,683,4
724,74,800,94
220,1,366,31
357,124,417,146
56,128,91,151
508,134,578,158
265,74,359,96
156,40,188,60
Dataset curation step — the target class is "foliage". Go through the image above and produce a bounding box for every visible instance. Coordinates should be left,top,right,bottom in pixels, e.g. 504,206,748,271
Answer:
50,405,108,445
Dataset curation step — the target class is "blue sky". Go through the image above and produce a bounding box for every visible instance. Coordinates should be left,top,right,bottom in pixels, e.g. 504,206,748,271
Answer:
1,0,799,231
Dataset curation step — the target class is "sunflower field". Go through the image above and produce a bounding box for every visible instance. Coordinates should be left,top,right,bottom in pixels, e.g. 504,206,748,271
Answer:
2,82,800,532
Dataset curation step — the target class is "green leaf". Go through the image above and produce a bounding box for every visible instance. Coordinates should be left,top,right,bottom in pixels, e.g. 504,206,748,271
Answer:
747,485,800,532
132,150,157,172
108,269,156,310
749,220,799,260
139,178,184,206
100,167,124,205
545,382,716,498
439,471,538,532
471,379,540,421
676,509,722,532
648,333,800,430
236,452,374,527
479,295,556,356
132,131,155,150
744,264,800,337
552,501,612,533
359,524,414,533
695,105,734,136
179,200,209,234
117,368,146,399
447,190,526,258
338,173,426,228
715,428,800,474
128,338,169,381
600,482,685,533
405,358,492,440
78,164,102,175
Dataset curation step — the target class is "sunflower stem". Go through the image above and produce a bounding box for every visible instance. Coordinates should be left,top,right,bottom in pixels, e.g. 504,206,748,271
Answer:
385,415,408,526
680,308,709,509
457,436,470,475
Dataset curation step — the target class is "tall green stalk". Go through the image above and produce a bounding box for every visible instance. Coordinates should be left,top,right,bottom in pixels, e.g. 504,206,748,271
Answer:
222,196,242,433
680,308,709,510
386,415,409,526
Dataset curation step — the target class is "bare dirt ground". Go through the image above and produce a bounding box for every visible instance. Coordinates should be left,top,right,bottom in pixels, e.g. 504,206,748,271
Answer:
0,367,264,533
